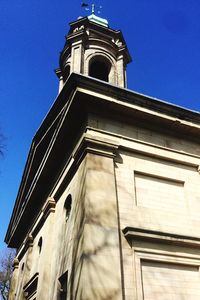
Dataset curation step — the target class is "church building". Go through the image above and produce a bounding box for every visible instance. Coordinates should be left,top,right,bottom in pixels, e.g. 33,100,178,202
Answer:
5,11,200,300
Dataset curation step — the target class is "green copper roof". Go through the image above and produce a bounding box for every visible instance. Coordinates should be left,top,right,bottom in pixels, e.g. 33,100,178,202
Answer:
88,14,108,27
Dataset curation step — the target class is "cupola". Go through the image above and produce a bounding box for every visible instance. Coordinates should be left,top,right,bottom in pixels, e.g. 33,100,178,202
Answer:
55,13,132,91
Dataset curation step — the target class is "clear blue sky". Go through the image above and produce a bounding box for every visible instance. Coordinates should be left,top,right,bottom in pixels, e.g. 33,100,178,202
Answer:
1,0,200,251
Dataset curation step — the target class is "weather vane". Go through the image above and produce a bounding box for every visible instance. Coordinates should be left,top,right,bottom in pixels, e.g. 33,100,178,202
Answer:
81,2,102,15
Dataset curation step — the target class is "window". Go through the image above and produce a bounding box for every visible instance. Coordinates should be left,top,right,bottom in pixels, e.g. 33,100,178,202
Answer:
38,237,43,254
89,56,111,82
59,271,68,300
21,262,25,271
23,273,39,300
64,195,72,221
124,228,200,300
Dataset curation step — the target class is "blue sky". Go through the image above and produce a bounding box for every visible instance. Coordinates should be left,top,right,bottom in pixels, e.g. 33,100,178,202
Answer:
1,0,200,251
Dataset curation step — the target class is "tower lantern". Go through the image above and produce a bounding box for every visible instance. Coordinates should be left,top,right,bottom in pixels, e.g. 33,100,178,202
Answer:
56,13,132,91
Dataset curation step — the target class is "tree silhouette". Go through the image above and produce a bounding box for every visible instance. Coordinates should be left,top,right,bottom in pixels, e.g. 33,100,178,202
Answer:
0,249,15,300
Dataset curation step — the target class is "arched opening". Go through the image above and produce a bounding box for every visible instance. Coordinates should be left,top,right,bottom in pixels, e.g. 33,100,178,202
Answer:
38,237,43,254
89,56,111,82
59,271,68,300
64,194,72,221
63,65,70,81
21,262,24,271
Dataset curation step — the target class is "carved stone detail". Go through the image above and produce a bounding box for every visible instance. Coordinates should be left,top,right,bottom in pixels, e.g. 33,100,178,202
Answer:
73,25,85,33
42,197,56,220
13,258,19,270
24,234,34,250
112,38,123,47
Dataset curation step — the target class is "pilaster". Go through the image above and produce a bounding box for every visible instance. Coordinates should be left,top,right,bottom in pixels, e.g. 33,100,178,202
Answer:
71,41,84,74
117,55,126,88
71,135,123,299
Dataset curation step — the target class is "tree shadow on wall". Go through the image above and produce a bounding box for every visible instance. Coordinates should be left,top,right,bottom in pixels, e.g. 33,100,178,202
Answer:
68,156,128,300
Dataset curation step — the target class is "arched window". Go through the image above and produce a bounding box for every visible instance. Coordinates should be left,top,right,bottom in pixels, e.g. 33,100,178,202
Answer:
89,56,111,82
38,237,43,254
59,271,68,300
64,194,72,221
21,262,24,271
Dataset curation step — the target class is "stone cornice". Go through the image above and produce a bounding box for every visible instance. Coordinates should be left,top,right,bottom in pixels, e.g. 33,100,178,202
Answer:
73,135,119,163
86,127,200,168
33,74,200,141
123,227,200,248
52,135,119,202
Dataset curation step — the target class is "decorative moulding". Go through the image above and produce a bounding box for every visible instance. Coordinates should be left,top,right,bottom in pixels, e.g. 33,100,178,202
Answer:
42,197,56,220
123,227,200,248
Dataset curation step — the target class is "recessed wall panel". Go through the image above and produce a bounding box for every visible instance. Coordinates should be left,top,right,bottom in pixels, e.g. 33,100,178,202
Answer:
141,260,200,300
135,172,185,212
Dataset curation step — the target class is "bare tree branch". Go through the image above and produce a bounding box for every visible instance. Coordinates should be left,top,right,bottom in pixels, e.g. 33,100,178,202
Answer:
0,249,15,300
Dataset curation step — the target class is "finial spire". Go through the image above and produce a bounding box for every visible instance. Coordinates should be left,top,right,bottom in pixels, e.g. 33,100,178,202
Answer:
81,2,102,15
81,1,108,27
92,4,95,14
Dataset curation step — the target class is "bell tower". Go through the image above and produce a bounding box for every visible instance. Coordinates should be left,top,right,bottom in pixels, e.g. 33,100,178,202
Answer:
55,13,132,91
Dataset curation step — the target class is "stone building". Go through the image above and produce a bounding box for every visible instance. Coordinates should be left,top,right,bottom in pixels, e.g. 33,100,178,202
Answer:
5,12,200,300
